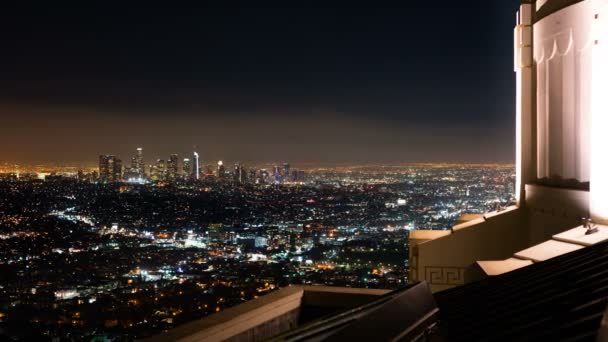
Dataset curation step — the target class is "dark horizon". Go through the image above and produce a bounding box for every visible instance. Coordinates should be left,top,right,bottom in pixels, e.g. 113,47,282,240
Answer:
0,2,520,165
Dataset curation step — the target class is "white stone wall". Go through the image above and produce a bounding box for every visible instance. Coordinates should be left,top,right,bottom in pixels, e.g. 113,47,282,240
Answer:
534,0,596,181
589,0,608,222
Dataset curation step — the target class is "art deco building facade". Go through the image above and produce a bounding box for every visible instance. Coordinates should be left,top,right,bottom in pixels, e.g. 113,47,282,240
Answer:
144,1,608,340
408,0,608,293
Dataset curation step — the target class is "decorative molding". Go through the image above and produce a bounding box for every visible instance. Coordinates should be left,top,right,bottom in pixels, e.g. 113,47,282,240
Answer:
409,246,419,282
424,267,465,286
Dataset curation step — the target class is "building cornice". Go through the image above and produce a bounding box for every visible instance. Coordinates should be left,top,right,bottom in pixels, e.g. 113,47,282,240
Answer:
535,0,585,22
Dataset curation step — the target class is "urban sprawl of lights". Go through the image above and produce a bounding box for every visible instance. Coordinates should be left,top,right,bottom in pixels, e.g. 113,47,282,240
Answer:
0,151,515,340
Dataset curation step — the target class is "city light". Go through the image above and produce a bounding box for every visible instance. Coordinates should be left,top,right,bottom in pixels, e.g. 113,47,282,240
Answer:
0,160,515,338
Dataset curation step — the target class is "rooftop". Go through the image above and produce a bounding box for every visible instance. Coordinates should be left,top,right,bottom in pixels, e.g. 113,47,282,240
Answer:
435,238,608,341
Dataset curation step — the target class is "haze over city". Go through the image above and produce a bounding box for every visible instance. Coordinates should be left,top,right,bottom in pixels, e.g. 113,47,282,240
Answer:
0,2,520,165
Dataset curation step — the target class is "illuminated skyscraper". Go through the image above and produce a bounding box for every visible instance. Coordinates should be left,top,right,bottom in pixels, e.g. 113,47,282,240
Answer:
108,157,116,182
259,169,269,184
150,159,166,181
99,155,110,182
234,162,246,183
217,160,226,178
192,152,200,180
183,158,191,178
99,155,122,182
283,163,290,181
272,165,282,184
114,158,122,181
167,154,179,180
135,147,144,177
248,168,257,184
130,156,137,171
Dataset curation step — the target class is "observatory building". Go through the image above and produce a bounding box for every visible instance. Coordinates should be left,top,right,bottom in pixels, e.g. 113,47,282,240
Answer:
410,0,608,292
145,1,608,340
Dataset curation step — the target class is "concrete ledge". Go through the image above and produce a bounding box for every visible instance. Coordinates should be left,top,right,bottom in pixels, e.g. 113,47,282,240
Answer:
301,285,390,308
410,230,451,242
142,286,304,342
300,285,389,296
553,225,608,246
514,239,583,262
452,217,485,232
141,286,389,342
476,258,534,276
451,206,519,233
483,205,519,220
412,206,527,292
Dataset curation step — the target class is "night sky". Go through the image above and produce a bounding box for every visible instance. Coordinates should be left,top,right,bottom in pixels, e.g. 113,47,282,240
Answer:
0,2,520,165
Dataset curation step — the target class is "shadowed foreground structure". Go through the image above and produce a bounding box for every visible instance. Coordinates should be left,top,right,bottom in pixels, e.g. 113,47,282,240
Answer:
435,238,608,341
145,239,608,341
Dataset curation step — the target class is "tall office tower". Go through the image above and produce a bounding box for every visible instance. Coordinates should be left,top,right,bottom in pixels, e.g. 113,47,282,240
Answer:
159,159,166,179
150,159,166,181
107,157,115,182
233,163,240,182
99,155,122,182
136,148,144,177
248,168,257,184
240,165,248,183
192,152,200,180
233,163,245,183
217,160,226,178
183,158,191,177
272,165,282,184
113,158,122,181
167,154,179,180
113,158,122,182
283,163,291,181
99,155,110,182
131,156,137,171
259,169,269,184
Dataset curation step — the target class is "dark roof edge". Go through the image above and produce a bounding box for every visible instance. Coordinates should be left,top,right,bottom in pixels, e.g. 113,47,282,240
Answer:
535,0,585,23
